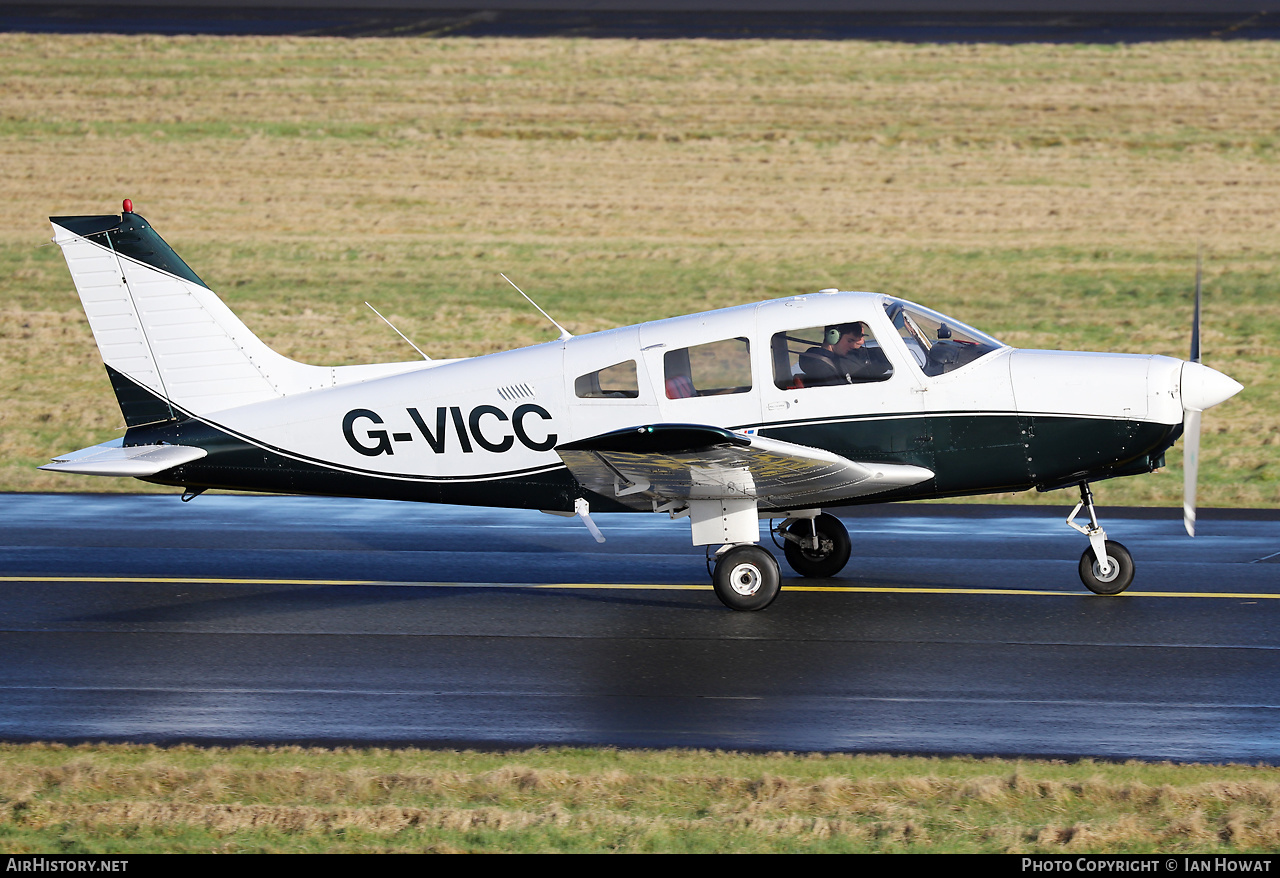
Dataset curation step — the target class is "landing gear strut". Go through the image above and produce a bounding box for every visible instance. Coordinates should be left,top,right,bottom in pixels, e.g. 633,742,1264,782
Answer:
692,502,849,610
1067,482,1134,595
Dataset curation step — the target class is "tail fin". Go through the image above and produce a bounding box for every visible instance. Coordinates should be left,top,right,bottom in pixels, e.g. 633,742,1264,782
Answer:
50,204,330,422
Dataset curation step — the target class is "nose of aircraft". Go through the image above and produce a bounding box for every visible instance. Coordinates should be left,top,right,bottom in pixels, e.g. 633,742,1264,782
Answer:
1181,361,1244,412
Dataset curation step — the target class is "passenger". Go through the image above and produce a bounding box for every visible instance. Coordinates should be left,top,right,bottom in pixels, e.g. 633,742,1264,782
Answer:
665,374,696,399
798,322,891,385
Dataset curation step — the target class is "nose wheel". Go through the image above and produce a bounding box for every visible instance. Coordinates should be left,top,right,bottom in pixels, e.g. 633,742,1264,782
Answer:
1068,482,1135,595
1079,539,1134,595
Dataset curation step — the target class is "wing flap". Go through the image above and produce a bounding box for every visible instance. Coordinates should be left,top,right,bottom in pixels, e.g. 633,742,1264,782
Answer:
557,424,932,510
40,439,207,477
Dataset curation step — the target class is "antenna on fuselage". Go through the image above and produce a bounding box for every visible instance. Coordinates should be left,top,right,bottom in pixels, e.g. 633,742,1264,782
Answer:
501,273,573,341
365,302,431,361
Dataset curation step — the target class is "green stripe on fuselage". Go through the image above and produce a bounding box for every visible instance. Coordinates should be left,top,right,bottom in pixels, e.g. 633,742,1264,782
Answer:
760,413,1178,500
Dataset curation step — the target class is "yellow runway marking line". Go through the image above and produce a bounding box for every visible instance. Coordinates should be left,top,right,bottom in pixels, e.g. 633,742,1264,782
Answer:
4,576,1278,600
782,587,1280,599
1,576,380,586
544,584,1280,599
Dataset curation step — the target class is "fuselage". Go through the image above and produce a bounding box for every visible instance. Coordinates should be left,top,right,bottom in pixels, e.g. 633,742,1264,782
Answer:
125,291,1188,511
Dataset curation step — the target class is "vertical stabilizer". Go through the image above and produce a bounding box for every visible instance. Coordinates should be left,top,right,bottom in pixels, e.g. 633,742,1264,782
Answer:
50,205,331,418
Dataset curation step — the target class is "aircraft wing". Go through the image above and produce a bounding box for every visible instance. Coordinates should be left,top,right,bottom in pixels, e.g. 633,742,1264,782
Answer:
556,424,933,512
39,439,207,477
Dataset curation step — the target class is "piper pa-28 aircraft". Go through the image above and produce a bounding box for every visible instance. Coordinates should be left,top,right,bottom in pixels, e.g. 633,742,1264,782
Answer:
43,201,1243,610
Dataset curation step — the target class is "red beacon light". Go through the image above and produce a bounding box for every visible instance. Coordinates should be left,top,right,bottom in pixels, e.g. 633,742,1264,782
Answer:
122,198,133,214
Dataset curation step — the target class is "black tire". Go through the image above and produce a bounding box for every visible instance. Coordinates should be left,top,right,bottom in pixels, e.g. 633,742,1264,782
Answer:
782,513,852,578
712,545,782,611
1079,540,1134,595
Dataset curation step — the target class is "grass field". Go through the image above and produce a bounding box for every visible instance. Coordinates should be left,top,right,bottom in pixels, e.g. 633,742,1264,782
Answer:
4,743,1280,853
0,34,1277,505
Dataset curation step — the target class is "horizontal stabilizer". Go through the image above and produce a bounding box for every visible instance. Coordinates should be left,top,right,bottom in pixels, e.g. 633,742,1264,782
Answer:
558,423,933,511
40,440,207,477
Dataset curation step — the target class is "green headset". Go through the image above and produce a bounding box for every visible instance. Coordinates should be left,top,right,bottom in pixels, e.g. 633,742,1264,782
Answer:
826,323,863,346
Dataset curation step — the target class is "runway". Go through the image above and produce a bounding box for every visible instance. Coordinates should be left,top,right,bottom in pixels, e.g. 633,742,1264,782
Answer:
5,3,1280,41
1,493,1278,761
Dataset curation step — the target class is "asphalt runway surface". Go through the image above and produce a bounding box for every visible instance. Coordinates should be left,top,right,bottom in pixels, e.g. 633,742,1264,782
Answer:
4,4,1280,40
2,492,1278,761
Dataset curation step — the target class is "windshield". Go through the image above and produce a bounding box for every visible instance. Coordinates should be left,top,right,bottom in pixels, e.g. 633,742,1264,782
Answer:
882,298,1004,377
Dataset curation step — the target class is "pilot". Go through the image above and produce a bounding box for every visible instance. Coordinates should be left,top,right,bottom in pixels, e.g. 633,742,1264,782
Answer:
798,322,891,385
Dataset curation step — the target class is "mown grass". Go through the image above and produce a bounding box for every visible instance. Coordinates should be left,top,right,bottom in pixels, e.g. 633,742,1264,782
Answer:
3,743,1280,853
1,34,1276,506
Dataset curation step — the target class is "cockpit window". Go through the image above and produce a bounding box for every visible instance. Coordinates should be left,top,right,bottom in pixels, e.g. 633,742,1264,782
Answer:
883,299,1003,377
771,324,893,390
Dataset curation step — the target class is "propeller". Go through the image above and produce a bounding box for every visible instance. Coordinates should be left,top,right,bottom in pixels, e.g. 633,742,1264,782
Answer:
1184,252,1202,537
1180,251,1243,536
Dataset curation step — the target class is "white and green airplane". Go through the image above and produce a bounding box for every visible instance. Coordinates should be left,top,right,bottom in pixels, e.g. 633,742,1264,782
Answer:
42,200,1242,610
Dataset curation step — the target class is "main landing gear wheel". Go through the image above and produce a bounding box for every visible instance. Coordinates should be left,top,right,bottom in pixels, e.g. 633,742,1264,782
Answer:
712,545,782,612
782,513,851,578
1078,540,1134,595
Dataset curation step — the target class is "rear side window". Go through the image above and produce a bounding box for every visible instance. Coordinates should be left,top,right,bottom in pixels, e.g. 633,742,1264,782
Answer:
664,337,752,399
575,360,639,399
